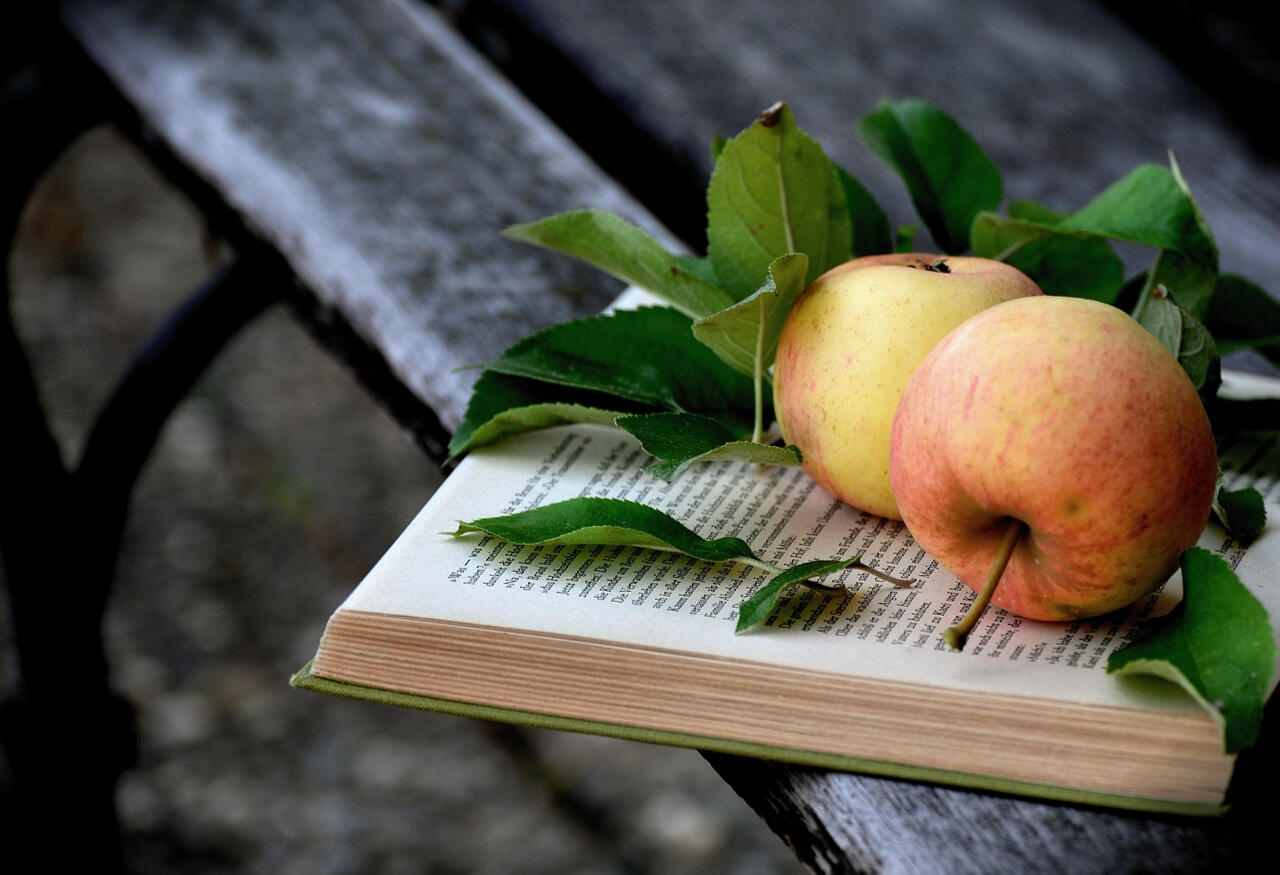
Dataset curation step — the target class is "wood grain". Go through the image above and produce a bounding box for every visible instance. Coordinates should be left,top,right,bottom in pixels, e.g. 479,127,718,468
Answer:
61,0,676,436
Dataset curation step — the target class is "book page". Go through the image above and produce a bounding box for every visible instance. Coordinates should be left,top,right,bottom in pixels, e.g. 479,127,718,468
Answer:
339,405,1280,714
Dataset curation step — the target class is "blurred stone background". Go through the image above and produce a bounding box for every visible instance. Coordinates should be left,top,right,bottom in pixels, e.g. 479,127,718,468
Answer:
5,126,806,874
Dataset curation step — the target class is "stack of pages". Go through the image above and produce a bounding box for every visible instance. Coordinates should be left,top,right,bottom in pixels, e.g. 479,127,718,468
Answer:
295,372,1280,815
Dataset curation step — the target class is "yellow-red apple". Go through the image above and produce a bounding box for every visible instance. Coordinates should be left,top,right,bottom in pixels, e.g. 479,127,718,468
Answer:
889,295,1218,634
772,253,1042,519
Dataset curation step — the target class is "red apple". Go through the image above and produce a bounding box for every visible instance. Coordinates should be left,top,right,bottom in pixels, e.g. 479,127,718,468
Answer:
889,295,1217,637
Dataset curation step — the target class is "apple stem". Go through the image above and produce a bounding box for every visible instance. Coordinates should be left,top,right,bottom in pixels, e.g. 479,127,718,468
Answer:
943,517,1025,651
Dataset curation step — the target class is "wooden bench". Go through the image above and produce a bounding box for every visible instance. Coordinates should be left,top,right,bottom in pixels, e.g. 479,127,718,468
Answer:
5,0,1278,870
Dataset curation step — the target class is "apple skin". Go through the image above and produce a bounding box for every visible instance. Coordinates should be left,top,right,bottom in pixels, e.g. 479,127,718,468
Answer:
772,253,1042,519
889,295,1218,621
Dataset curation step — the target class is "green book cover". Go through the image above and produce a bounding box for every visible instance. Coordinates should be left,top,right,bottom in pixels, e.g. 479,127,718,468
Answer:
290,660,1227,817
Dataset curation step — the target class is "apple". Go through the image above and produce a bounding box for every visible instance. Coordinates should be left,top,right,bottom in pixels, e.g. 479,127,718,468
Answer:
772,253,1043,519
888,295,1218,646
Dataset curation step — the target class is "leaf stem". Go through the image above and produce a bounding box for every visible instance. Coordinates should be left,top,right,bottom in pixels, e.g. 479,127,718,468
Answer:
990,233,1041,264
752,294,766,443
944,517,1025,650
851,562,916,588
739,556,786,575
776,164,796,254
1131,249,1165,322
739,555,914,588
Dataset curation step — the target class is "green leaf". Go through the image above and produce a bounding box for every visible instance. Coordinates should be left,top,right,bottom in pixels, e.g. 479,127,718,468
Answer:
691,253,810,377
1010,237,1124,303
1147,252,1218,321
1006,199,1061,223
449,497,755,563
706,103,851,300
735,558,864,633
616,412,802,480
856,98,1002,254
452,498,909,634
1108,548,1275,753
449,371,645,459
1170,153,1213,235
1146,155,1217,317
972,161,1220,313
485,306,758,435
1062,164,1218,316
1204,274,1280,364
1062,165,1214,254
1213,481,1267,543
451,402,622,458
894,225,918,252
674,254,720,286
969,210,1125,302
1131,285,1221,401
969,212,1062,256
505,210,735,319
689,254,809,442
833,164,892,256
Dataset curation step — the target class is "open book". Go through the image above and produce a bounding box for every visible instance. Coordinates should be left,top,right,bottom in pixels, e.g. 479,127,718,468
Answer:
293,371,1280,816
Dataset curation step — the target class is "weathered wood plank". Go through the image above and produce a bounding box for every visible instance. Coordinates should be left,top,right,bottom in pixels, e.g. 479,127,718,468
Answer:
704,751,1279,874
57,0,1274,872
61,0,670,437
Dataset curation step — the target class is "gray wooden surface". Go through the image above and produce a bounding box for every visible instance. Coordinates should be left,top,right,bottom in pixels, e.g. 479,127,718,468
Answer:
63,0,656,439
58,0,1276,871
